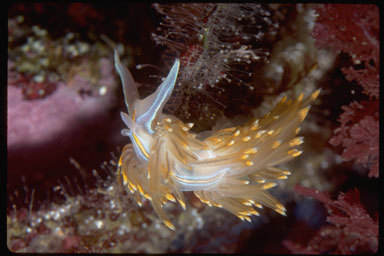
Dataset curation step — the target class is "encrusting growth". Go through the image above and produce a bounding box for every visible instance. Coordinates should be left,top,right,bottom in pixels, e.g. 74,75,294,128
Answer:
115,50,320,230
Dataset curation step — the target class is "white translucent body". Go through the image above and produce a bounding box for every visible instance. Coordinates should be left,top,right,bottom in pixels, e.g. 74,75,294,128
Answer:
115,50,319,230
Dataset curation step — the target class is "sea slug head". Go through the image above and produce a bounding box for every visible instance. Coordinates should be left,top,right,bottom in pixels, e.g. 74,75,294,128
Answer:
114,50,180,162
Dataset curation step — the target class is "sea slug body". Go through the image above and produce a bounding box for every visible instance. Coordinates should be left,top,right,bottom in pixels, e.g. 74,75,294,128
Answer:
115,50,320,230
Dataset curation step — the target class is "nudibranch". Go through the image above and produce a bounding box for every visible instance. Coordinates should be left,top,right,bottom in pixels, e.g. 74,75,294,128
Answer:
115,50,320,230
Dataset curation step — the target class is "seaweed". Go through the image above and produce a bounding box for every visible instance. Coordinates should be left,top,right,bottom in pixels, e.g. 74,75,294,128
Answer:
284,185,378,254
312,4,379,177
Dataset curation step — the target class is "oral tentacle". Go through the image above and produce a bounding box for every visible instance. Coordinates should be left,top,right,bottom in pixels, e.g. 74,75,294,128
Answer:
114,50,139,117
137,59,180,134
